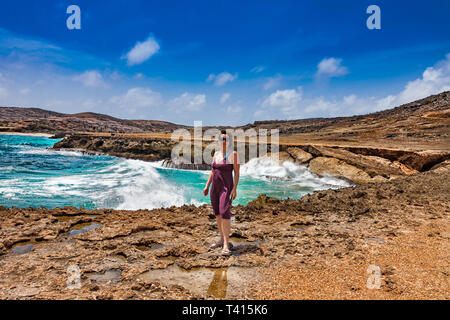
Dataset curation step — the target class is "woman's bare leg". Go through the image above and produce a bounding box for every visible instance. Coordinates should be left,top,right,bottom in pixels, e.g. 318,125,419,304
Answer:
216,215,224,243
222,218,231,249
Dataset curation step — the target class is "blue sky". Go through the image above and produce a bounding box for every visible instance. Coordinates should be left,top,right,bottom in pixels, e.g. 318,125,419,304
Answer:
0,0,449,125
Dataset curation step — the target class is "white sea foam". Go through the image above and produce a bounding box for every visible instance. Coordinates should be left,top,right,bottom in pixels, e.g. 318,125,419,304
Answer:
40,159,188,210
240,157,350,188
18,146,84,157
109,159,187,210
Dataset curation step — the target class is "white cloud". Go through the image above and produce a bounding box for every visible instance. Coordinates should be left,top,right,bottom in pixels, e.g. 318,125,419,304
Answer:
169,92,206,112
124,36,160,66
220,93,231,104
263,74,282,90
389,53,450,106
251,66,266,73
207,72,238,86
261,86,303,114
110,87,162,109
316,57,348,78
258,86,380,119
72,70,107,88
257,53,450,120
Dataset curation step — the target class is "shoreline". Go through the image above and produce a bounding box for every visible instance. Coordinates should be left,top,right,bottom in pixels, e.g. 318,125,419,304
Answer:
0,132,54,138
51,132,450,184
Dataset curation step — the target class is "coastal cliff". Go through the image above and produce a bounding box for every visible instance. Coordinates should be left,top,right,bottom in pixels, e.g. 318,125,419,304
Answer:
52,133,450,184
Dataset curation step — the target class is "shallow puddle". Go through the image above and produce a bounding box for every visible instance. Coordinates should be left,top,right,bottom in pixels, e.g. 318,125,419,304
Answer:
291,223,308,231
107,253,127,263
85,269,121,283
366,237,387,243
11,240,37,255
136,243,165,251
68,222,101,237
137,265,251,298
232,239,263,247
54,215,75,223
229,236,248,243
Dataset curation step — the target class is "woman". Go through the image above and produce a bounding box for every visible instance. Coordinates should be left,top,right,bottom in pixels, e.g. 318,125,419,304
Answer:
203,130,240,256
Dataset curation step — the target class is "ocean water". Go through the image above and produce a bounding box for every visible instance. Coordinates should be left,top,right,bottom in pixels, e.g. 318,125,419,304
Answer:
0,134,350,210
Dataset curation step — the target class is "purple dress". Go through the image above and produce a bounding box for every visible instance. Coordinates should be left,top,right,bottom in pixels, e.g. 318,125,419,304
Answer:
210,153,234,219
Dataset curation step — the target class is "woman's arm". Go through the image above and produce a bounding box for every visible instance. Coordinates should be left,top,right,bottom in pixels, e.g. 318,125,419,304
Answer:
203,153,216,196
203,168,213,196
231,151,240,200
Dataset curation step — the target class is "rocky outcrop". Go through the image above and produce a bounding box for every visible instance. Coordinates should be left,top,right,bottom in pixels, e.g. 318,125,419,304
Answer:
430,159,450,171
53,134,177,162
344,147,450,172
309,157,387,184
286,147,313,164
308,146,418,177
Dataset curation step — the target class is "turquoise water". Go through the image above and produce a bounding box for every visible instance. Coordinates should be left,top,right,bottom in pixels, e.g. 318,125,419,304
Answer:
0,134,350,210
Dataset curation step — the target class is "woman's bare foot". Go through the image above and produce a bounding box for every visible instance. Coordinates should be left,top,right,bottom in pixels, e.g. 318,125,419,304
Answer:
221,247,231,256
210,240,224,249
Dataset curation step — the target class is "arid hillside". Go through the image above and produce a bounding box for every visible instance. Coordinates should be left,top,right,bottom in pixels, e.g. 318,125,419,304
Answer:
243,91,450,151
0,108,186,134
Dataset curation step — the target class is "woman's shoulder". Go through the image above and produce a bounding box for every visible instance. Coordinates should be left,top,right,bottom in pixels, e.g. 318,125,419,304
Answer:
228,151,239,164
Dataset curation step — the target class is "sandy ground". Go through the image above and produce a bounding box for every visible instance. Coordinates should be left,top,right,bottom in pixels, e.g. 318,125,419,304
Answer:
0,132,54,138
252,219,449,299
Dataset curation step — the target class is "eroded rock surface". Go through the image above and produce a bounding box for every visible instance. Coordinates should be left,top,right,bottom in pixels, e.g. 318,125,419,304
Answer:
0,166,448,299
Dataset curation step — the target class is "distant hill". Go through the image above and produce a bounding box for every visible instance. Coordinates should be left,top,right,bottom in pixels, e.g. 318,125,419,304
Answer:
241,91,449,151
243,91,450,134
0,107,187,133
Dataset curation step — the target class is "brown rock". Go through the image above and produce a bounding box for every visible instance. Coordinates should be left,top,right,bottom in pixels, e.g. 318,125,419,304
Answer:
430,160,450,173
309,157,387,184
286,147,313,164
399,151,450,171
309,146,416,177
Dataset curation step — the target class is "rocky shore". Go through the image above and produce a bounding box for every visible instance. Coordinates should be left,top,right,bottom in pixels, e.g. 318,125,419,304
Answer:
52,132,450,184
0,164,448,299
